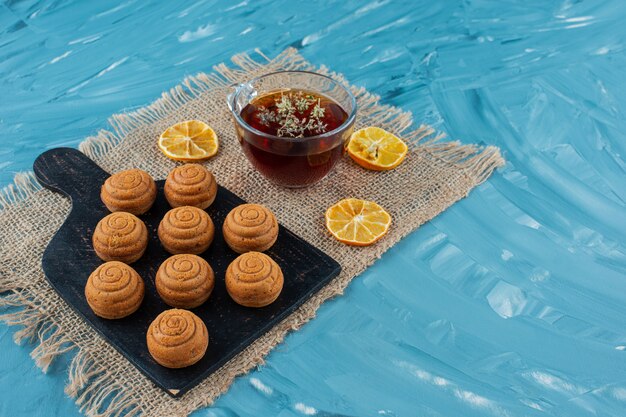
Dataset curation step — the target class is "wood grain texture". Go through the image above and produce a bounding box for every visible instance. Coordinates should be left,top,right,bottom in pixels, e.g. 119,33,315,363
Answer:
32,147,341,397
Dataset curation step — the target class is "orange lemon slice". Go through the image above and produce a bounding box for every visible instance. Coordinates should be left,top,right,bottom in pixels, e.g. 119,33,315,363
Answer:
158,120,219,162
347,126,408,171
325,198,391,246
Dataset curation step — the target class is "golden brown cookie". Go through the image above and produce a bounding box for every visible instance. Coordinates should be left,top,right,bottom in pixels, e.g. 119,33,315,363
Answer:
85,261,144,319
101,169,157,215
146,309,208,368
222,204,278,254
93,212,148,263
158,206,214,254
225,251,284,307
156,254,214,308
164,164,217,209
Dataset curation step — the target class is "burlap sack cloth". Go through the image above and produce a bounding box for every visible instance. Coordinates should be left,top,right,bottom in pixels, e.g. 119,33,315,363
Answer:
0,48,503,417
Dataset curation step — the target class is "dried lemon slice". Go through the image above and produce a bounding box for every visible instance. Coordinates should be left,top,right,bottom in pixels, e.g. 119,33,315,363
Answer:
325,198,391,246
158,120,218,162
347,126,408,171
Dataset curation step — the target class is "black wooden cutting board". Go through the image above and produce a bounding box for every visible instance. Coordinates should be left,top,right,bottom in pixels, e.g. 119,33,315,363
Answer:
33,147,341,397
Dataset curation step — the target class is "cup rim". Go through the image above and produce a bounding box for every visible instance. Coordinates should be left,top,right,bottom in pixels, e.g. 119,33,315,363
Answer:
229,70,357,142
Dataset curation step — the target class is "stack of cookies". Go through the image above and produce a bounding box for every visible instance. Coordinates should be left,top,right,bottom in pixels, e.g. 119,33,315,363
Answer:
88,163,284,369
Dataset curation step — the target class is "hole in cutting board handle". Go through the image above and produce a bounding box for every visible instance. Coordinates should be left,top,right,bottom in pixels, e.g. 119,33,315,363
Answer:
33,147,109,201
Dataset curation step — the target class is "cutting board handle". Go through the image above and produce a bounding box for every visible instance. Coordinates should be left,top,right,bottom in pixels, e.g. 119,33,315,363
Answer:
33,147,109,201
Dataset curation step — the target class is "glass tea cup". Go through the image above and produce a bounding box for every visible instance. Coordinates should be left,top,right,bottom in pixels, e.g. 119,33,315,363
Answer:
227,71,357,188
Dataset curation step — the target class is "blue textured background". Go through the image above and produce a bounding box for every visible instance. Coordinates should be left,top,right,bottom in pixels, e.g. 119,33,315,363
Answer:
2,1,626,416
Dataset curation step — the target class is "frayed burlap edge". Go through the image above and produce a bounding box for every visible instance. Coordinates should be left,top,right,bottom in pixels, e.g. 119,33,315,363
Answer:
0,48,504,417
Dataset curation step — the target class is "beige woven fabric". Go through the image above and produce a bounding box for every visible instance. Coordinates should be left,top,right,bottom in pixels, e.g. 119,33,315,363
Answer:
0,48,503,417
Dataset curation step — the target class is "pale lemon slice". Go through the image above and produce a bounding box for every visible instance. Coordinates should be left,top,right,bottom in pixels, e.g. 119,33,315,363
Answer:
325,198,391,246
347,126,408,171
158,120,218,162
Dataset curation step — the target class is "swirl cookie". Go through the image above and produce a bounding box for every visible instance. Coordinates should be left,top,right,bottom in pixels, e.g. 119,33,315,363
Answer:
93,212,148,263
101,169,157,215
164,164,217,209
158,206,214,254
156,254,214,308
85,261,144,319
222,204,278,254
146,309,208,368
225,252,284,307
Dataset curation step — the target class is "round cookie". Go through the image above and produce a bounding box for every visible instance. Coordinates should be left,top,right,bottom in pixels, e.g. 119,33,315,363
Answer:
93,212,148,263
165,164,217,209
85,261,144,319
158,206,214,254
156,254,215,308
101,168,157,215
146,309,208,368
225,251,284,308
222,204,278,254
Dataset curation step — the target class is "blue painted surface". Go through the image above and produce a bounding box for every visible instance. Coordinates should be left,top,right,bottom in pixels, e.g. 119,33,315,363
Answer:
1,0,626,416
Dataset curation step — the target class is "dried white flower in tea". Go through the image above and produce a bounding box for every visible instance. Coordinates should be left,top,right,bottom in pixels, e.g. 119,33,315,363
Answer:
247,90,340,138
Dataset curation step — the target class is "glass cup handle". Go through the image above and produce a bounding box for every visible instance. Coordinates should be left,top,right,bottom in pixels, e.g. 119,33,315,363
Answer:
226,83,244,113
